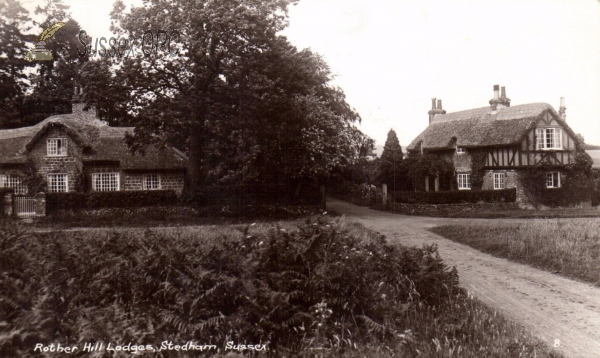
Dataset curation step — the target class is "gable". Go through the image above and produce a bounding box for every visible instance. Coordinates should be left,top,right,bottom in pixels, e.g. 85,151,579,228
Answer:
521,110,578,151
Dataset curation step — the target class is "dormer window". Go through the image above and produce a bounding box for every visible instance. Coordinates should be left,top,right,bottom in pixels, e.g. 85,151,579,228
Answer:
536,128,562,150
456,147,466,154
47,138,68,156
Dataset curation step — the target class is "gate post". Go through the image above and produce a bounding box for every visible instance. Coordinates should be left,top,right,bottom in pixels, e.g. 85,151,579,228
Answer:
3,192,13,217
382,184,388,207
35,192,46,217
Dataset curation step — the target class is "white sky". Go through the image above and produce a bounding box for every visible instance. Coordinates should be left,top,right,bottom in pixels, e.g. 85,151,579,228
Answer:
24,0,600,147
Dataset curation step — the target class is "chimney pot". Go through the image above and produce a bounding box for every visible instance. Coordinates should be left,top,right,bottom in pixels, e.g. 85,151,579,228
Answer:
493,84,499,99
431,98,437,109
501,86,506,98
437,99,442,110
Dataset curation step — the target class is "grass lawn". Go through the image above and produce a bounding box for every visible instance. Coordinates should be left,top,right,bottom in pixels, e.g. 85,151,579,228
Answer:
373,202,600,219
1,216,562,357
430,219,600,286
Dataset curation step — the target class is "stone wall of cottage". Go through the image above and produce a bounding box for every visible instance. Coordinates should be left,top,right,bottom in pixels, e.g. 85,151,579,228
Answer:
122,172,185,195
481,169,530,203
30,126,84,192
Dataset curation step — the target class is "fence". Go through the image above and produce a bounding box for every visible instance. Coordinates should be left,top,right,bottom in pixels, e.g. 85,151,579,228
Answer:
3,192,46,218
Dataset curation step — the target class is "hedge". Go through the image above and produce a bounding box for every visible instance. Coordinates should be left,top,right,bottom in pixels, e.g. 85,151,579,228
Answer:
593,190,600,207
0,188,13,215
392,188,516,204
46,190,178,212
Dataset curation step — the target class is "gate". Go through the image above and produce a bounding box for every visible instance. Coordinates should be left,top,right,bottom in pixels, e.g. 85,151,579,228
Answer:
14,195,37,218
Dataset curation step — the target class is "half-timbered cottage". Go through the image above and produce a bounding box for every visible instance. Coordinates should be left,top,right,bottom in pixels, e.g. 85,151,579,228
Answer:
407,85,580,203
0,87,187,196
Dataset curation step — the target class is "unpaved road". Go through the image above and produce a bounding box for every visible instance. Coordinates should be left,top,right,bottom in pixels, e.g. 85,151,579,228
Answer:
327,198,600,358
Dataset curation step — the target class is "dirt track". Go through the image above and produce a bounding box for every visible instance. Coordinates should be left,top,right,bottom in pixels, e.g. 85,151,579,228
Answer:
327,198,600,358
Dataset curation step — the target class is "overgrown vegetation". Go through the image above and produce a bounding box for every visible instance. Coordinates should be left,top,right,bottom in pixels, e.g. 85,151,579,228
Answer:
521,150,595,207
430,220,600,286
0,218,561,357
392,188,516,204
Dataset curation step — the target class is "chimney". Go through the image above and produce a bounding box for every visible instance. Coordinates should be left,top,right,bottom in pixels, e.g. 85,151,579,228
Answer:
489,84,510,112
71,85,96,120
559,97,566,121
428,98,447,125
428,98,437,124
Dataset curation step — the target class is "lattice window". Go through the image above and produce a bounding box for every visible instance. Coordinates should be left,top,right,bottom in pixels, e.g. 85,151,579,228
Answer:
536,128,563,150
0,175,28,194
546,172,561,188
143,174,161,190
493,173,505,190
47,138,68,156
456,147,466,154
47,174,68,193
92,173,120,192
457,174,471,190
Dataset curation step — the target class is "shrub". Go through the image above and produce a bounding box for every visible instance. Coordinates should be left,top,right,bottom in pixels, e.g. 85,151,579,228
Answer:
393,188,516,204
0,217,460,357
329,181,382,206
46,190,178,212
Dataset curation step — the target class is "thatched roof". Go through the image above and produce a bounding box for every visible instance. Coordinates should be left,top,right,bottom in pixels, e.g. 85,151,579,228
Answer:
0,113,187,170
407,103,572,151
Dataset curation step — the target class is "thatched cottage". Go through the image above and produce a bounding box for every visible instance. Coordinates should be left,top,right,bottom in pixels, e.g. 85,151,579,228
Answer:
407,85,581,203
0,87,187,195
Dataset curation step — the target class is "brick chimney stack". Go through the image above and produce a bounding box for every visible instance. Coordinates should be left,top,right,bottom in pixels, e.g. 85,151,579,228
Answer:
428,97,446,125
489,84,511,112
559,97,566,121
71,85,96,120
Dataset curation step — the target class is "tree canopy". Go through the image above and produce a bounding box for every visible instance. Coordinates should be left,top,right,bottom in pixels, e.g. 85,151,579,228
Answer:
378,129,406,190
80,0,370,192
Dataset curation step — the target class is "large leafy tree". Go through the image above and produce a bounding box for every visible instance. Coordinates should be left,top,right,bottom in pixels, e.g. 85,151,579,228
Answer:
21,0,88,127
81,0,368,193
0,0,33,127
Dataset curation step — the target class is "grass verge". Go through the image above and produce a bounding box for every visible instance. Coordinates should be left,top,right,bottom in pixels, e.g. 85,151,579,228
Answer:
1,217,562,357
430,219,600,286
372,202,600,219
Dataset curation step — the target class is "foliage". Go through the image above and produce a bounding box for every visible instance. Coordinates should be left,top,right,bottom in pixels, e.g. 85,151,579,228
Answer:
469,150,487,190
378,129,407,191
80,0,368,192
405,153,455,191
520,150,594,207
329,182,382,206
392,188,516,204
46,190,178,212
21,159,47,194
0,217,463,357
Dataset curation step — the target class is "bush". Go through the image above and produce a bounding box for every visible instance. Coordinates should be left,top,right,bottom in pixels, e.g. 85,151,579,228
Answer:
0,188,13,215
46,190,178,212
0,217,460,357
329,181,382,206
593,190,600,207
393,188,516,204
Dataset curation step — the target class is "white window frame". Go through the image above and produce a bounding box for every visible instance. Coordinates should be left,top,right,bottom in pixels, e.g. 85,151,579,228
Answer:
143,174,161,190
456,147,466,154
546,172,561,189
92,173,120,192
493,173,505,190
457,173,471,190
47,174,68,193
536,128,563,150
47,138,68,156
0,174,27,194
